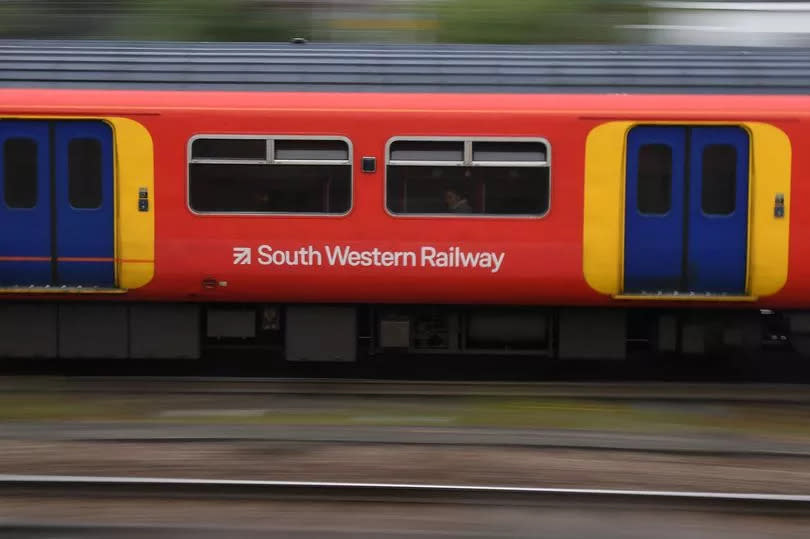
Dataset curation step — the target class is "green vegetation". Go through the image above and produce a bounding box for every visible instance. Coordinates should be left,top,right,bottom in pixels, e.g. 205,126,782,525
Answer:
430,0,640,44
1,392,809,439
0,0,650,43
116,0,312,42
0,0,311,42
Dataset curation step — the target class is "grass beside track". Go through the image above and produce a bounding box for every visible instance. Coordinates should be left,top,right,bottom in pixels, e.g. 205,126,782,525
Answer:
1,392,810,440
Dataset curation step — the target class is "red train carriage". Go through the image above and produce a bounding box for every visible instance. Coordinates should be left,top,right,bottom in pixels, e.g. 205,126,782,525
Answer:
0,41,809,361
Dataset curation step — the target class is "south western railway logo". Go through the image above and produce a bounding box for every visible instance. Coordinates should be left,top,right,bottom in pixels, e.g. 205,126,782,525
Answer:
232,245,505,273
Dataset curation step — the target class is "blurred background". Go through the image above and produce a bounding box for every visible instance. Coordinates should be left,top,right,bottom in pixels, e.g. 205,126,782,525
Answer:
2,0,810,46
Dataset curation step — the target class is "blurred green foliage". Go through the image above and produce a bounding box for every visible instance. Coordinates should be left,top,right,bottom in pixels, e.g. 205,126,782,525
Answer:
430,0,645,44
118,0,311,41
0,0,311,41
0,0,649,43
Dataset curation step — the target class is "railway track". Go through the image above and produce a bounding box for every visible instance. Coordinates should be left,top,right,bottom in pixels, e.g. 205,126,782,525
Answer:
2,377,810,403
2,377,809,460
1,474,809,514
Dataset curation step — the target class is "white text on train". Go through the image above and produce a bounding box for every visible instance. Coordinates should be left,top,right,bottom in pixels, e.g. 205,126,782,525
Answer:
240,245,505,273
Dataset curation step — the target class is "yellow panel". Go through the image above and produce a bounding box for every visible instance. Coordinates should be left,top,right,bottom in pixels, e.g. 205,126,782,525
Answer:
583,122,631,295
746,122,790,297
106,117,155,290
583,121,790,299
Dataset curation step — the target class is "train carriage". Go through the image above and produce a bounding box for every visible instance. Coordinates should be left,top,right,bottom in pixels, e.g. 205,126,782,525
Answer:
0,40,809,362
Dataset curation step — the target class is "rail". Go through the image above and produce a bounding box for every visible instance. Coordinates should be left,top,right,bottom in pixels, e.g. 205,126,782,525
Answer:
2,377,810,403
0,474,808,513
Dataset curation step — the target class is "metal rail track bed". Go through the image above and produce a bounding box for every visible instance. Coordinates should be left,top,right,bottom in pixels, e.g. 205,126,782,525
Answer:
0,474,808,513
3,377,810,403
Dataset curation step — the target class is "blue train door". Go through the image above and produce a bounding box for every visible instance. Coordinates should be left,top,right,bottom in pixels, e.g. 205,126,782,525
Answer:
624,126,687,293
0,120,114,288
686,127,749,293
624,126,749,295
54,121,115,287
0,122,52,286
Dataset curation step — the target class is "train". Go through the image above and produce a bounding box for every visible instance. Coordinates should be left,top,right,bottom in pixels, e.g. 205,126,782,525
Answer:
1,40,809,362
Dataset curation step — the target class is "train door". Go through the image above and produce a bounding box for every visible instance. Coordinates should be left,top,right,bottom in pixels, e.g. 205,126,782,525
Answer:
0,120,115,288
624,125,749,295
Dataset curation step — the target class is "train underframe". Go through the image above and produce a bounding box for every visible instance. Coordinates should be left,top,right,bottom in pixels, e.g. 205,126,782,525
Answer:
0,301,803,362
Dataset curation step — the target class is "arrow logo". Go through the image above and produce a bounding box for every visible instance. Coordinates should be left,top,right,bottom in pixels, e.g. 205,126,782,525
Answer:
233,247,251,265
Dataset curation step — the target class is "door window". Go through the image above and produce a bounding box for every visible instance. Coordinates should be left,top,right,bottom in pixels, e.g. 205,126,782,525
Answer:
68,138,103,209
701,144,737,215
4,138,38,209
637,144,672,215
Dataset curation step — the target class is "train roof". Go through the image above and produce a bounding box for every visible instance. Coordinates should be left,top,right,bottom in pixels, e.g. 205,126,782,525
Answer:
1,40,810,94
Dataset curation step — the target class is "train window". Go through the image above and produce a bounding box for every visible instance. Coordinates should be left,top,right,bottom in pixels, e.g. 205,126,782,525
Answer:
389,141,464,163
275,140,349,161
188,137,351,214
68,138,102,209
472,141,547,163
483,168,550,214
386,138,550,216
3,138,37,209
191,138,267,160
637,144,672,215
701,144,737,215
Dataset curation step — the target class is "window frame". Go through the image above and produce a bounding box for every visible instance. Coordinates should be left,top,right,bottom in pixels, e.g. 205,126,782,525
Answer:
384,136,551,219
186,134,353,217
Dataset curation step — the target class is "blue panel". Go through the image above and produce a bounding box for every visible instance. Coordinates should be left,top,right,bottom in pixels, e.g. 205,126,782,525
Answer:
53,121,114,287
686,127,749,294
624,126,687,293
0,121,51,286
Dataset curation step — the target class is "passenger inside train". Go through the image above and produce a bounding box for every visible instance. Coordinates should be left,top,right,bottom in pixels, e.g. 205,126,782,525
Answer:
443,187,473,213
